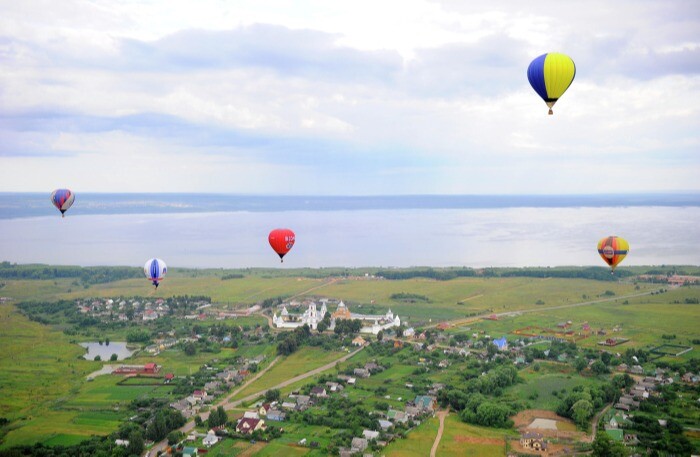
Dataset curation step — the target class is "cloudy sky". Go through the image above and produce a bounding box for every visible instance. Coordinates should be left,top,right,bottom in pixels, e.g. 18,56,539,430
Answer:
1,0,698,195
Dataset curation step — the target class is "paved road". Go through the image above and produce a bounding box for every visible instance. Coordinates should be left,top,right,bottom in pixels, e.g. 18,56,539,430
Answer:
430,409,449,457
145,347,363,456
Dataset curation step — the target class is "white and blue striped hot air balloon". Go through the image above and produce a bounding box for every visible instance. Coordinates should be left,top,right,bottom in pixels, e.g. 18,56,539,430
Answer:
144,258,167,289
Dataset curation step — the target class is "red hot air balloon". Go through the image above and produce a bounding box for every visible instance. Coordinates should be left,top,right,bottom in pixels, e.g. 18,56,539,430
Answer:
269,228,295,262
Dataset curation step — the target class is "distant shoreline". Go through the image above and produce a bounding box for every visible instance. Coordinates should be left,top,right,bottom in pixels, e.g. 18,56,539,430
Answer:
1,192,699,220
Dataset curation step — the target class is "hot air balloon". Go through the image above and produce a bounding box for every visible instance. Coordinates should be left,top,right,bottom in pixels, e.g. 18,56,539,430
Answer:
597,236,629,273
527,52,576,115
144,258,167,288
51,189,75,217
269,228,295,262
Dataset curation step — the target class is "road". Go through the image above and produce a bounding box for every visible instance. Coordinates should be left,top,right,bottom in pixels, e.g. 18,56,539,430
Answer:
145,347,363,456
146,356,281,456
588,403,613,442
222,346,364,410
430,409,449,457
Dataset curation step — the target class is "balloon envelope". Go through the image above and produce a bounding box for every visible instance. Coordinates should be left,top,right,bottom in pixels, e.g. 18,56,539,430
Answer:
268,228,295,262
51,189,75,217
597,236,629,271
144,258,167,288
527,52,576,114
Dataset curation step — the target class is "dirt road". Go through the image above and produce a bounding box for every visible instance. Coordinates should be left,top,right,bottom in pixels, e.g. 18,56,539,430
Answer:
145,347,363,456
430,409,449,457
222,346,364,410
145,356,280,456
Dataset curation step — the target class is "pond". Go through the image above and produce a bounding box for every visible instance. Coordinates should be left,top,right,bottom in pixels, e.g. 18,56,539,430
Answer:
80,341,135,361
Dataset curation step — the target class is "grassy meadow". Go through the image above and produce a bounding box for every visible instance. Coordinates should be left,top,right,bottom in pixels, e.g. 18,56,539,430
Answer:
0,268,698,452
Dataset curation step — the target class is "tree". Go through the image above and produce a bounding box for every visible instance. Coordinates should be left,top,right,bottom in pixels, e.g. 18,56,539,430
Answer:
126,430,144,456
208,406,228,428
265,389,281,403
571,399,593,429
592,431,628,457
184,342,196,356
574,357,588,372
591,360,609,375
167,430,182,445
376,330,384,342
194,415,203,427
94,355,101,361
110,353,118,361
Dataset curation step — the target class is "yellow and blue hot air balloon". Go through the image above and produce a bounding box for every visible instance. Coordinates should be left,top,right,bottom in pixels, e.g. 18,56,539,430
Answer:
597,236,629,273
527,52,576,115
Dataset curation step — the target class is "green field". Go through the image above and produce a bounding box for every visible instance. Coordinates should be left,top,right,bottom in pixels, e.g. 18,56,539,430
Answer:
383,413,440,456
1,271,698,452
505,362,604,411
231,347,347,401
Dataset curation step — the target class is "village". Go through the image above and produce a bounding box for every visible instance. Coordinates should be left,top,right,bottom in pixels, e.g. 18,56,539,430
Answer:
4,271,699,457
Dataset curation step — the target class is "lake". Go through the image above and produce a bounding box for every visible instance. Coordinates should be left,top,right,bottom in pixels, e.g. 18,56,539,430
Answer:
80,341,135,361
0,195,699,268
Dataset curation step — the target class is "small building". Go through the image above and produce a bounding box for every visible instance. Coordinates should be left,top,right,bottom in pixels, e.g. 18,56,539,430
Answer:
606,429,624,442
311,386,327,397
182,447,199,457
520,432,547,451
414,395,437,412
354,368,370,378
351,437,368,453
363,430,380,441
352,336,367,347
203,432,219,447
236,417,264,435
267,409,286,422
378,419,393,431
493,337,508,351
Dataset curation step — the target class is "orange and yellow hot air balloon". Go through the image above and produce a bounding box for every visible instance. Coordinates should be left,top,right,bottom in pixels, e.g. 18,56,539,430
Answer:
597,236,629,272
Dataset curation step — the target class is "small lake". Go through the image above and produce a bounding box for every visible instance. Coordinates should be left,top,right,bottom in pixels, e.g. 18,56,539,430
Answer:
80,341,135,361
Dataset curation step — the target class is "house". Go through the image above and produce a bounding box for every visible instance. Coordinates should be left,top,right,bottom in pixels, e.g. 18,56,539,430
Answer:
310,386,327,397
326,382,344,393
493,337,508,351
606,429,624,442
203,432,219,447
404,327,416,338
351,437,368,453
267,409,286,422
414,395,437,412
378,419,393,431
182,447,198,457
387,409,408,424
164,373,175,383
354,368,370,378
236,417,264,435
258,403,272,416
338,374,356,385
192,390,208,401
520,432,548,451
365,362,383,372
363,430,380,440
204,381,221,392
352,336,367,346
281,401,297,410
295,395,312,410
115,439,129,446
243,411,260,419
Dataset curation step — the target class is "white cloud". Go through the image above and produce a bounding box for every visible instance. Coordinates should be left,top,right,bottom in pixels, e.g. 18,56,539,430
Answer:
0,0,698,194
